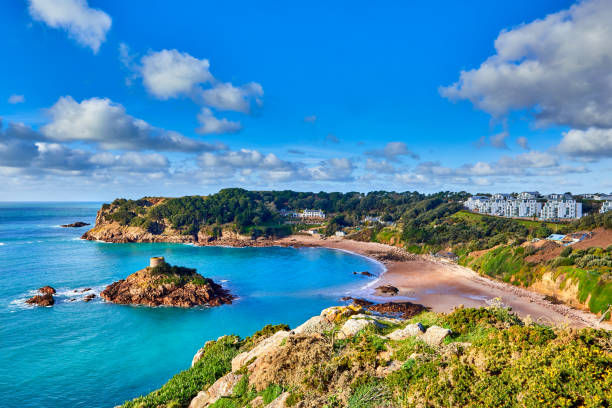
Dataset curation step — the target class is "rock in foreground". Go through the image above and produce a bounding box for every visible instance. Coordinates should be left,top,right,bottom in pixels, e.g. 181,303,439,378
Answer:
100,257,233,307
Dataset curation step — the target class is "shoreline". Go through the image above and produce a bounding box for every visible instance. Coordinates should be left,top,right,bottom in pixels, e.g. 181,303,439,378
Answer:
266,235,611,329
84,233,610,329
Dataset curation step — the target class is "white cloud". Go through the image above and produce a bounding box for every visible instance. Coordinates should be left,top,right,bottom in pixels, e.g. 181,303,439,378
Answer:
440,0,612,129
35,142,93,170
28,0,111,53
304,115,317,123
490,131,509,149
8,94,25,104
196,108,242,135
366,142,419,162
199,149,292,171
307,158,355,181
365,158,396,174
140,49,212,99
90,151,168,170
201,82,263,113
557,127,612,159
41,96,223,152
197,148,355,182
516,136,530,150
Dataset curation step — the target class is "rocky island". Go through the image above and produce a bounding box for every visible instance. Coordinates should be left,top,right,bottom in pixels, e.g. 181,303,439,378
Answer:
100,257,234,307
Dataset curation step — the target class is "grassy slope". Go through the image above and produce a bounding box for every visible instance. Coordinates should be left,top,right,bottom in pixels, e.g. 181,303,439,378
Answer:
120,307,612,408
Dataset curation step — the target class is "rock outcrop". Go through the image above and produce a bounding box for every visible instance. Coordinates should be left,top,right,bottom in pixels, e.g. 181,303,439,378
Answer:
231,330,290,371
38,286,56,295
387,323,426,340
26,293,54,306
26,286,56,306
367,301,429,318
60,221,90,228
374,285,399,296
293,315,334,335
189,372,243,408
419,325,451,347
100,259,233,307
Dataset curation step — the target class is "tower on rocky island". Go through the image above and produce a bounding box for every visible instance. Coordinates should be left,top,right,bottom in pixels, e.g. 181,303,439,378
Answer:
150,256,166,268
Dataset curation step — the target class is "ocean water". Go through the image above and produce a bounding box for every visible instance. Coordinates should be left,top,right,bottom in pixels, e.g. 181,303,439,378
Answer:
0,203,383,408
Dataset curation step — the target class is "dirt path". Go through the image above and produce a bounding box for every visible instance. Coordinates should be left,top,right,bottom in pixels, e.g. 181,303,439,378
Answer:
274,235,611,329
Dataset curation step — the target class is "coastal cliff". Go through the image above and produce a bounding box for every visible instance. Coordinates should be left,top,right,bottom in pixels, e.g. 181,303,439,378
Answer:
82,197,261,245
120,303,612,408
101,258,233,307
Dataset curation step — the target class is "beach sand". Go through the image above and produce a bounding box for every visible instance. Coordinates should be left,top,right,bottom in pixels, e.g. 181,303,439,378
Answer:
274,235,611,329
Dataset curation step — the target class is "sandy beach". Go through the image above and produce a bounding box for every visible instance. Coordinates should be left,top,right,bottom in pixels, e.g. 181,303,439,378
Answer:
273,235,611,329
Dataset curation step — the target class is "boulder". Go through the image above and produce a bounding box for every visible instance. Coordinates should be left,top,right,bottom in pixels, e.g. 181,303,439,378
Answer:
293,315,334,335
266,392,290,408
353,271,374,277
26,293,54,306
231,330,290,371
374,285,399,296
420,325,451,347
188,372,242,408
338,315,386,339
39,286,56,295
83,294,96,302
320,304,363,322
387,323,425,340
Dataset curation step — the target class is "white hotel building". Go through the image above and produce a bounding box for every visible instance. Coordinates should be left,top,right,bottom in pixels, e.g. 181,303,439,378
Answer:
601,200,612,214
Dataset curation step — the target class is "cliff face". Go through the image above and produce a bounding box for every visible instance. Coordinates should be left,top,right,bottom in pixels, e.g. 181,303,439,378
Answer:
82,203,256,245
100,263,233,307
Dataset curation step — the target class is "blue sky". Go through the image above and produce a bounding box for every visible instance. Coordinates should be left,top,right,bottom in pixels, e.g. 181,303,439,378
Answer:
1,0,610,200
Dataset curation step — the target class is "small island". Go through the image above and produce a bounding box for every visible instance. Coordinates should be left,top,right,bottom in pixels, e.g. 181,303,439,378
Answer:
100,257,234,307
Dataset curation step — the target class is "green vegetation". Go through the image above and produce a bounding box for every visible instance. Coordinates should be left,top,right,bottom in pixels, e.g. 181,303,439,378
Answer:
466,244,612,317
121,306,612,408
121,335,241,408
149,263,211,286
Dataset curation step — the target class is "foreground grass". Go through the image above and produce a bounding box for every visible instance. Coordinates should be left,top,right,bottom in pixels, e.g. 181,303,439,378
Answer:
121,307,612,408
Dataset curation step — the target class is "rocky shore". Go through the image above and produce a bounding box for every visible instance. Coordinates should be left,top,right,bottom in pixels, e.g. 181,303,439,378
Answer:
100,257,233,307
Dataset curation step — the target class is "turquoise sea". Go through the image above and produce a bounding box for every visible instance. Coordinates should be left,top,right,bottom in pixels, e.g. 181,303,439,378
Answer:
0,203,383,408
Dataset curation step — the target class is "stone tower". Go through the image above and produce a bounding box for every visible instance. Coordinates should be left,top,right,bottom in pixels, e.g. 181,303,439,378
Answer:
150,256,166,268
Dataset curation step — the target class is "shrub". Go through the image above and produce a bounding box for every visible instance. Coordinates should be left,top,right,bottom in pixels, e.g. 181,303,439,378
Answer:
560,246,573,257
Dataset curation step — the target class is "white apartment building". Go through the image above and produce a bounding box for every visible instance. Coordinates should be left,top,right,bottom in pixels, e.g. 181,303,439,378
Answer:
540,198,582,220
464,196,489,212
601,200,612,214
518,191,539,200
465,192,581,220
